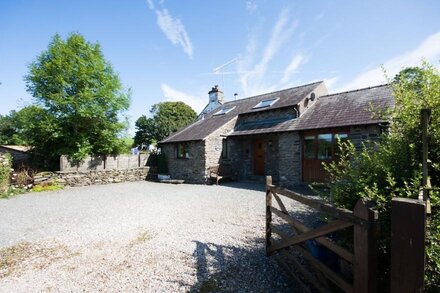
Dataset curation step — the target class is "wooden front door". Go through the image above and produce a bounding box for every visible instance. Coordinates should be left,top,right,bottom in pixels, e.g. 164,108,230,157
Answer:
253,139,265,175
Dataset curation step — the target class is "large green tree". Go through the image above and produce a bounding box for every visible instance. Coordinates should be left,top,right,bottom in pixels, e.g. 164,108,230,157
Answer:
133,101,196,146
0,110,27,145
24,33,130,164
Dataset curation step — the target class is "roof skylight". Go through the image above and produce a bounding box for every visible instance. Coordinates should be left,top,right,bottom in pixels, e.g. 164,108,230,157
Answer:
213,106,236,116
253,97,279,109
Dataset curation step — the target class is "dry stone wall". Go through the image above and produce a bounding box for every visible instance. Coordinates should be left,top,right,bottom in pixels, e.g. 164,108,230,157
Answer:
60,154,150,171
30,167,156,188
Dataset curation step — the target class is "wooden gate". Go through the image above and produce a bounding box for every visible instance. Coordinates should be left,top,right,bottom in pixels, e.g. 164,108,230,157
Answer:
265,176,378,293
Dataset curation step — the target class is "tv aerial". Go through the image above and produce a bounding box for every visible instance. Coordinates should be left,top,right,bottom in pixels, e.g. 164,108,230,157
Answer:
212,57,239,89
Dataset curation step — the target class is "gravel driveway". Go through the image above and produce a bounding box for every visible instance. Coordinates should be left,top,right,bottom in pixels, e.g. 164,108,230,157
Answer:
0,181,297,292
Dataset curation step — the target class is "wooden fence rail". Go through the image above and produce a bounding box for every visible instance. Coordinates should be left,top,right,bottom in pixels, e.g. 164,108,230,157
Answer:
265,176,378,293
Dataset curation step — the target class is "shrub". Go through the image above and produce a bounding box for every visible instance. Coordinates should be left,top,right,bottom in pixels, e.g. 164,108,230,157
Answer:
321,62,440,291
32,181,63,192
0,153,12,195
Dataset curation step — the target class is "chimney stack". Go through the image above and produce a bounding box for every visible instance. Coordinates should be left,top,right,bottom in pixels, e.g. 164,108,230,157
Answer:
208,85,225,104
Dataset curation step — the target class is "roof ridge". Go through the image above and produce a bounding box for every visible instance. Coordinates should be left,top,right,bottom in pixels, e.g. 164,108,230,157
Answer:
321,83,391,98
222,81,324,105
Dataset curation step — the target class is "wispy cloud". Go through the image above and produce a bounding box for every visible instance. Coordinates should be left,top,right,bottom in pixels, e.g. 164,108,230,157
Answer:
323,76,340,89
246,1,258,14
280,54,308,84
161,84,205,113
238,9,302,96
146,0,154,10
146,1,194,58
336,32,440,91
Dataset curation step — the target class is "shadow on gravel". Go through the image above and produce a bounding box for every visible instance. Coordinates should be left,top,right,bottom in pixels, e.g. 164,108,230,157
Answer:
187,239,295,293
217,181,318,197
212,181,265,192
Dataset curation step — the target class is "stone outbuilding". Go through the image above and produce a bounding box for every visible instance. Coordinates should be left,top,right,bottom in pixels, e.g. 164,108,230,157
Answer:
0,145,32,169
159,81,394,185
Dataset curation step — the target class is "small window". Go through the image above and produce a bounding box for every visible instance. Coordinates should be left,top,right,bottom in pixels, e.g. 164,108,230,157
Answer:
310,93,316,101
221,138,228,159
334,133,349,156
177,143,189,158
214,106,236,116
317,134,332,160
334,133,348,141
253,97,279,109
304,135,315,159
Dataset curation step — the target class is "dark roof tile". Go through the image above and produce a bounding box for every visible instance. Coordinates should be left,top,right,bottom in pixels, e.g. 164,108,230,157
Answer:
229,84,394,136
160,81,322,143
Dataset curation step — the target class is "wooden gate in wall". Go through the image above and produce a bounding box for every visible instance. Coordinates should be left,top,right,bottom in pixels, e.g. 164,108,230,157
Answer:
265,176,378,292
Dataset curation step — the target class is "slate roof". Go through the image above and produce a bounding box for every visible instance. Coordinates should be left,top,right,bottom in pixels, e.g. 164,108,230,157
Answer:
160,81,323,143
229,84,394,136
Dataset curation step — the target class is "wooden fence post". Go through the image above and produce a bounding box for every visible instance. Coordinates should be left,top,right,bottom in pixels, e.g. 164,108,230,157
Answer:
353,199,378,293
266,176,272,256
390,198,426,293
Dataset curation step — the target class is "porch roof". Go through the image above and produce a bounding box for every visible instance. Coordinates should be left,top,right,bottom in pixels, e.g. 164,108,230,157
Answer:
228,84,394,136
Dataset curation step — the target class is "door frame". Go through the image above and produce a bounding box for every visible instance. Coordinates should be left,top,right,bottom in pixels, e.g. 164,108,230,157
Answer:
253,139,265,176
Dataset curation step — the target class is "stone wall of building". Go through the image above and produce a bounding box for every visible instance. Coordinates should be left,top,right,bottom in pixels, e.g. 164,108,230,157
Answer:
161,141,206,184
205,118,238,169
228,137,252,179
161,123,382,185
348,124,382,150
228,133,282,182
278,132,301,186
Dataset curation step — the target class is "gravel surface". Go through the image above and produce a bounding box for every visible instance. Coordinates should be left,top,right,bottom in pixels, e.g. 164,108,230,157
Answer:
0,181,310,292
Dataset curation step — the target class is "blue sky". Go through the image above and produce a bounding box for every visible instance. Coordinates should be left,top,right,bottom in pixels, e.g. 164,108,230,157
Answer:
1,0,439,135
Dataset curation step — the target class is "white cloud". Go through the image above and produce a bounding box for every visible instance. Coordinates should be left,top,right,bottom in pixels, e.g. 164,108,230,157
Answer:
156,9,194,58
255,10,298,78
337,32,440,91
238,9,300,96
161,84,205,113
323,76,340,90
280,54,308,84
146,0,154,10
145,1,194,59
246,1,257,14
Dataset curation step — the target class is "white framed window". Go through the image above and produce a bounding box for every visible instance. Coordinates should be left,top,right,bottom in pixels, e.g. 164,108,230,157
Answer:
214,106,236,116
253,97,279,109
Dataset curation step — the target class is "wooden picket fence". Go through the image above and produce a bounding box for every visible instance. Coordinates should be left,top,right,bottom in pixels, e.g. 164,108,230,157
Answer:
265,176,378,293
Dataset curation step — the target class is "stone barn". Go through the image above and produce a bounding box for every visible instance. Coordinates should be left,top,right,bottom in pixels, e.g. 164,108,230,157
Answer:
159,81,394,185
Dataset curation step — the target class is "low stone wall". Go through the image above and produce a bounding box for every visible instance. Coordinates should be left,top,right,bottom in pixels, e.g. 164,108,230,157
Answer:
60,154,151,172
31,167,157,188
